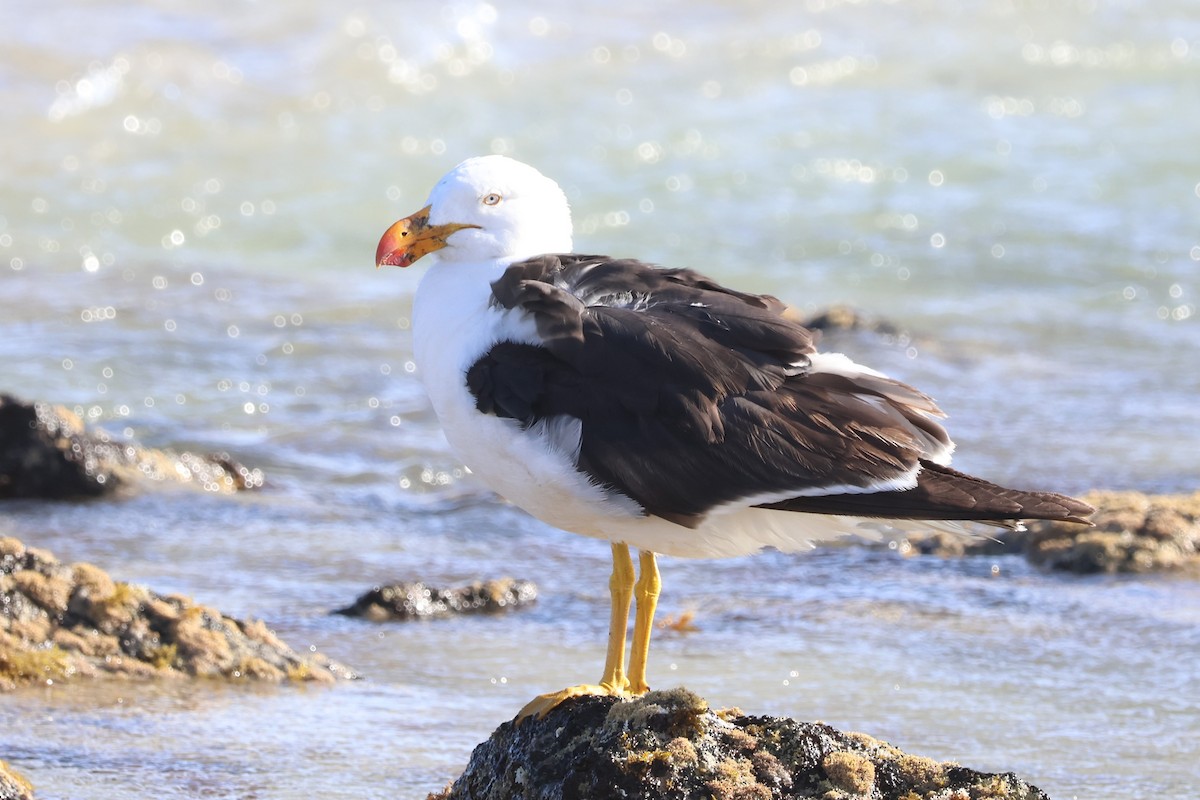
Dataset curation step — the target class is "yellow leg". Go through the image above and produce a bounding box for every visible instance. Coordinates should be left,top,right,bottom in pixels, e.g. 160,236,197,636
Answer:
599,542,635,692
628,550,661,695
516,542,637,721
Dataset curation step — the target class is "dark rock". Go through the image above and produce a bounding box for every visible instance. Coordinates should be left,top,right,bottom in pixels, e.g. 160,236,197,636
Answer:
429,688,1049,800
0,394,263,500
0,760,34,800
336,578,537,621
0,536,355,690
899,490,1200,575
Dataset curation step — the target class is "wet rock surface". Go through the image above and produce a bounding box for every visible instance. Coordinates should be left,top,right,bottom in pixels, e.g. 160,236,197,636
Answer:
0,394,263,499
902,490,1200,574
0,760,33,800
336,578,537,621
429,688,1049,800
0,536,355,691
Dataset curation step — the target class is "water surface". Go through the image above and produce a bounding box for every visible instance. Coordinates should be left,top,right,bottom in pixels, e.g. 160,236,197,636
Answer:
2,1,1198,798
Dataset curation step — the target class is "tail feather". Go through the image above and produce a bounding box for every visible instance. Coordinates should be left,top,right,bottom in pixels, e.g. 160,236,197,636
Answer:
758,460,1093,525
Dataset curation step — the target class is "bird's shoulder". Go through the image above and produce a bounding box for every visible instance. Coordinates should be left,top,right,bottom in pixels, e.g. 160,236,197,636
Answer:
492,252,786,310
489,253,818,364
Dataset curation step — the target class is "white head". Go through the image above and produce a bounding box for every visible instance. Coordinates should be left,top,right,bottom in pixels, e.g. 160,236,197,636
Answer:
376,155,573,269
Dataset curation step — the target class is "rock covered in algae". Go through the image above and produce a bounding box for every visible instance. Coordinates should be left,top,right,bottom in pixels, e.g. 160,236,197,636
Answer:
336,578,537,621
901,490,1200,575
0,394,263,499
1024,490,1200,574
429,688,1049,800
0,536,354,691
0,760,34,800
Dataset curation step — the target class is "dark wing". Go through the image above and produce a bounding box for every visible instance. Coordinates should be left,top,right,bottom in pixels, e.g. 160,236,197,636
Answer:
468,254,1091,528
760,461,1093,525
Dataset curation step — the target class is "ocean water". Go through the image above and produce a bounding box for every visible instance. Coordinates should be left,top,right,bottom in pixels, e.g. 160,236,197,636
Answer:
1,1,1198,798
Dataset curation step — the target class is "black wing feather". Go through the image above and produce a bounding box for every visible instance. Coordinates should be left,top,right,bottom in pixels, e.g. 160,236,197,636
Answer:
762,461,1094,525
468,254,1091,528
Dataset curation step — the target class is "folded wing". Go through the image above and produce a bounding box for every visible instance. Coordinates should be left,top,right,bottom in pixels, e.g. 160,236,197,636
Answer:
468,254,1091,528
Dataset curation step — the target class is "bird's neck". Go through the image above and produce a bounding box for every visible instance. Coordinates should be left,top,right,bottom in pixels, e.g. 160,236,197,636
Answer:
411,256,518,369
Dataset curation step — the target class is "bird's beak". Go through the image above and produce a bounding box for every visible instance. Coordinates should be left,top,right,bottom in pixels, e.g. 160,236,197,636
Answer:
375,205,480,268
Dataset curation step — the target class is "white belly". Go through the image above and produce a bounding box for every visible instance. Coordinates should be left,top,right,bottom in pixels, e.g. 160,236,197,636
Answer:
412,260,643,533
410,260,906,559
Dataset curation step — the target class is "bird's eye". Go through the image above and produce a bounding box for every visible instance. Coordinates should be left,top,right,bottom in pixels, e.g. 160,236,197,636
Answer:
481,192,503,206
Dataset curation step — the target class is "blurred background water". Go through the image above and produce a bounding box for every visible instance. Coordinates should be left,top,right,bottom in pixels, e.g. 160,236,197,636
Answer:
1,1,1198,798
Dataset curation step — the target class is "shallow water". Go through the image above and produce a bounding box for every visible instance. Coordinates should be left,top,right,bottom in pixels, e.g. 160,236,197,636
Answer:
2,1,1198,798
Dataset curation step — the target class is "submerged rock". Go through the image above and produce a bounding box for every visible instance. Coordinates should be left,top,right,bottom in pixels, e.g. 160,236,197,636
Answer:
0,394,263,499
0,536,355,691
801,304,903,338
897,529,1024,560
336,578,537,621
0,760,34,800
901,490,1200,575
429,688,1048,800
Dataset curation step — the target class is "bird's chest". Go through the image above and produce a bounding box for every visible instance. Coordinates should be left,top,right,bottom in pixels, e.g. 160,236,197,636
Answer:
411,273,637,533
411,274,534,440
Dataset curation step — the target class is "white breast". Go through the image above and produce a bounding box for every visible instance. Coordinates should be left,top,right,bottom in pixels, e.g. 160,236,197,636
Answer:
412,260,645,535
